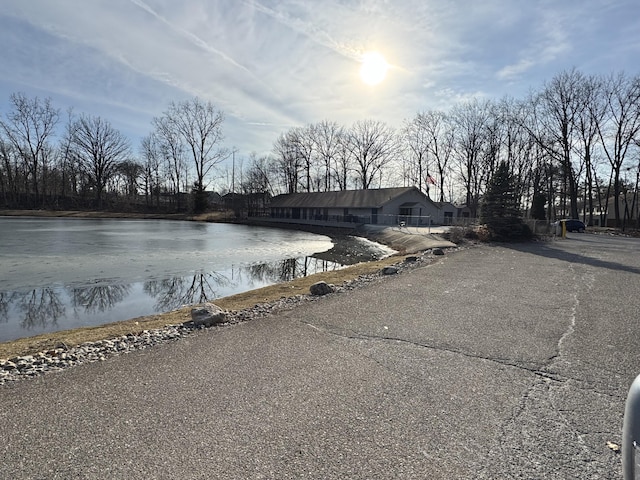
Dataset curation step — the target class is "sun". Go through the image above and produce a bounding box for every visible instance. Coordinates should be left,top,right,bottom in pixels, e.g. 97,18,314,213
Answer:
359,51,388,86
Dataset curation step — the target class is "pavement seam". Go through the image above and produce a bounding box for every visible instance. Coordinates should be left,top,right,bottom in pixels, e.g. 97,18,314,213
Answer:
297,318,559,380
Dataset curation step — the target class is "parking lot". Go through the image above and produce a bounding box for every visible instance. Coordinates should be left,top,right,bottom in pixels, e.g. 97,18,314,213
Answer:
1,232,638,479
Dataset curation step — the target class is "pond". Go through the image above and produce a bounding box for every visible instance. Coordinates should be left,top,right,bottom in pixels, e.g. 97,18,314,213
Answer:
0,217,393,342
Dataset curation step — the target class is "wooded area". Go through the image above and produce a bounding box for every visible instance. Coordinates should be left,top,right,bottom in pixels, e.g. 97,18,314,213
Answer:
1,69,639,227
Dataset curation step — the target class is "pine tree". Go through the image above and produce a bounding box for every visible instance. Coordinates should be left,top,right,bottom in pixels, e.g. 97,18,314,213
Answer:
530,192,546,220
480,161,531,240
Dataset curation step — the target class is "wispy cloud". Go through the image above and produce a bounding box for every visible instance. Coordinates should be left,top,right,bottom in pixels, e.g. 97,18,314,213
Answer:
130,0,253,74
0,0,638,158
244,0,363,61
496,7,571,81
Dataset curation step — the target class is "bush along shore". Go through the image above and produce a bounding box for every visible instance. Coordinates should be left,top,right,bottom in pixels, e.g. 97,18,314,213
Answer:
0,247,452,386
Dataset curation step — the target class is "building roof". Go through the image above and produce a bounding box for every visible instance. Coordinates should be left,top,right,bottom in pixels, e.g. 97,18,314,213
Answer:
270,187,435,209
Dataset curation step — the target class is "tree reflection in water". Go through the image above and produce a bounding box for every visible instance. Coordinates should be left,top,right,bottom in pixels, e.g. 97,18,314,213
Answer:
12,288,65,330
144,258,340,311
0,256,344,339
247,257,341,285
69,284,132,314
0,292,9,324
144,271,234,311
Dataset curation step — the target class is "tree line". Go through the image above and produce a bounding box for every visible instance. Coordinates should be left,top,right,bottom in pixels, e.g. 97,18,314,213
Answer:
0,96,227,213
2,68,639,225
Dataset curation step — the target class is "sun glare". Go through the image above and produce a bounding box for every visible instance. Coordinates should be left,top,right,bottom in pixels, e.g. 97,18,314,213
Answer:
359,51,388,86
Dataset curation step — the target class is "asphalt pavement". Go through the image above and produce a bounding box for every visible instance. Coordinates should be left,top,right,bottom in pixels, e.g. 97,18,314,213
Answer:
1,233,639,479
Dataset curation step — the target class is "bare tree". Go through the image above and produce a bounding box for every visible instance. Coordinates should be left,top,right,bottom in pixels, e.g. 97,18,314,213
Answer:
139,133,165,207
0,139,20,205
70,114,131,207
152,114,186,202
573,75,606,226
0,93,59,206
331,132,353,191
450,99,491,216
56,108,81,200
241,152,274,195
272,130,302,194
346,119,399,190
157,98,227,212
420,110,455,202
291,125,316,192
401,113,431,195
117,159,143,197
497,98,537,214
312,120,344,191
594,72,640,227
526,69,588,219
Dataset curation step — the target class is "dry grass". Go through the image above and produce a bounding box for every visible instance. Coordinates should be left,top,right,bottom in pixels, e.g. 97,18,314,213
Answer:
0,253,408,360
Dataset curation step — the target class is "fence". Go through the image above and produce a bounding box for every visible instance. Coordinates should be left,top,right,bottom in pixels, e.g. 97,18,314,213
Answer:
262,211,434,227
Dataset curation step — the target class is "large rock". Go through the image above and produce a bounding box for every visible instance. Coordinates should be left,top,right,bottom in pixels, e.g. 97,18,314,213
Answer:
189,303,227,327
382,266,399,275
309,281,335,296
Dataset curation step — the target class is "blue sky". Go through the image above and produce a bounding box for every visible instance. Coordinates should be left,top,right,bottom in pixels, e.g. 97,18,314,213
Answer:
1,0,639,166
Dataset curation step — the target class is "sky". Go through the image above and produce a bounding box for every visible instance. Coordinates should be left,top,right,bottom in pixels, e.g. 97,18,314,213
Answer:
1,0,639,172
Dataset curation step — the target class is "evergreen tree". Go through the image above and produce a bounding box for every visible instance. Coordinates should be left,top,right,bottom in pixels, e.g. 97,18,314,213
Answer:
480,161,532,240
530,192,546,220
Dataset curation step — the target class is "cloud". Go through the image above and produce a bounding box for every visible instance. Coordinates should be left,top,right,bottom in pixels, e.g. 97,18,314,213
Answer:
495,8,571,82
1,0,638,160
129,0,254,74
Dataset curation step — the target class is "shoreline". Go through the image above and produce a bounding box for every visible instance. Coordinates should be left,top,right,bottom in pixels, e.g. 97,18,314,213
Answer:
0,209,455,360
0,249,454,384
0,253,416,360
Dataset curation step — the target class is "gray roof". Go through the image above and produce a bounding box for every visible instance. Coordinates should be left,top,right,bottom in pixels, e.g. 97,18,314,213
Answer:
270,187,429,209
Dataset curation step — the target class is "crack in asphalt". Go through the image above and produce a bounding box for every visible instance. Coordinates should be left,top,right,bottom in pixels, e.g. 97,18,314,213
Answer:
299,258,620,477
491,261,603,472
300,318,557,381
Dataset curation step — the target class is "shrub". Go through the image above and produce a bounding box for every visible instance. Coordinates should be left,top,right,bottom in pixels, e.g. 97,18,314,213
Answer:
445,226,480,244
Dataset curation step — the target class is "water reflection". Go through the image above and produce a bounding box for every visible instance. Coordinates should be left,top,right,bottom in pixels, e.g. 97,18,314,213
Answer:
0,292,9,323
0,256,343,341
144,271,233,311
10,288,65,330
70,284,132,314
246,257,337,285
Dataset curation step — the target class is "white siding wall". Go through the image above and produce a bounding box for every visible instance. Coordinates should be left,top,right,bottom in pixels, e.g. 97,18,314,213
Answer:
381,190,441,225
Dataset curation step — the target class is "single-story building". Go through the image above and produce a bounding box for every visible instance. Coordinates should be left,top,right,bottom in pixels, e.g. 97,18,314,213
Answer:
605,193,638,228
267,187,442,227
436,202,458,225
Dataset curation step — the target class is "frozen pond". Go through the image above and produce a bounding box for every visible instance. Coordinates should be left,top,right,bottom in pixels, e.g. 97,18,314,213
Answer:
0,217,392,342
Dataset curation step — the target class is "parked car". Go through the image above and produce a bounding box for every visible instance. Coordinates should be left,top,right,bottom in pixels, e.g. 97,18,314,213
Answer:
561,219,586,233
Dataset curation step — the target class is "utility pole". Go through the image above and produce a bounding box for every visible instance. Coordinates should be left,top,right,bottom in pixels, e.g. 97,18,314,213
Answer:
232,148,236,194
230,146,240,194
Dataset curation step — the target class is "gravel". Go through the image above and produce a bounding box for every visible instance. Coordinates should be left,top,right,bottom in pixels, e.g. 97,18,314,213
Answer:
0,248,454,386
